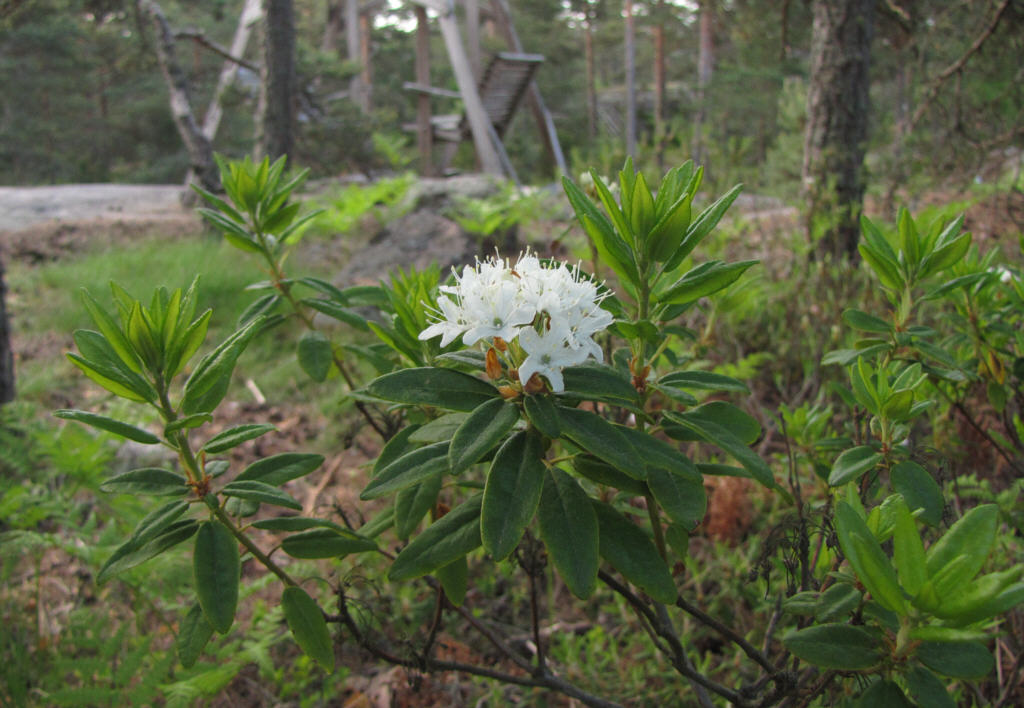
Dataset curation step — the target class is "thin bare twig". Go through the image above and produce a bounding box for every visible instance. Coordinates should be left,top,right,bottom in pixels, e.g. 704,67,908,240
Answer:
174,29,259,71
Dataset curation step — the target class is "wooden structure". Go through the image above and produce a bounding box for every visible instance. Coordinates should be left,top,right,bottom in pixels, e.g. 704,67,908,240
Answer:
407,0,567,180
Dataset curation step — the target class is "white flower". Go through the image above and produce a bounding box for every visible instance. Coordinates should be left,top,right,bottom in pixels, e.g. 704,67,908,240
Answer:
418,295,467,347
460,278,535,345
517,326,588,392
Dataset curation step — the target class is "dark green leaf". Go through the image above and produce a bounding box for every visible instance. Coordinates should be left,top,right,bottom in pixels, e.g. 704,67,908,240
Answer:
646,468,705,529
164,413,213,435
665,184,743,270
572,455,647,496
202,423,277,453
281,528,376,558
389,494,483,581
97,519,198,584
663,411,777,492
925,504,997,584
237,294,280,327
828,446,883,487
366,368,498,412
671,401,760,444
221,480,302,510
252,517,345,532
236,453,325,486
394,473,443,540
782,624,882,670
449,398,520,474
182,317,264,415
815,582,862,622
361,441,449,499
193,521,240,633
916,641,994,679
408,413,468,444
177,603,214,669
297,331,333,382
658,371,749,393
436,556,469,606
560,364,639,408
282,586,335,671
658,260,757,305
843,309,892,334
856,679,912,708
100,468,188,497
904,666,956,708
302,298,370,330
481,431,545,560
593,501,677,604
68,330,157,402
556,406,643,479
538,468,599,599
835,502,906,613
523,394,561,438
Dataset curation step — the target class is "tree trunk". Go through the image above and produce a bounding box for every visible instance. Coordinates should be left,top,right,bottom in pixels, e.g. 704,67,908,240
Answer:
653,1,665,126
256,0,296,161
203,0,262,140
692,0,713,166
802,0,875,259
359,6,373,111
584,8,597,140
139,0,219,199
624,0,636,157
0,254,14,406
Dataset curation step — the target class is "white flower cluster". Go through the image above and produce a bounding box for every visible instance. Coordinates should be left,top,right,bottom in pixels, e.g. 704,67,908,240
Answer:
419,253,613,391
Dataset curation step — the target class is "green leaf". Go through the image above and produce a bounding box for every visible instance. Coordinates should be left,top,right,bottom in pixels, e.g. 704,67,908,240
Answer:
859,243,904,291
782,624,882,670
916,641,994,679
593,501,677,604
361,441,449,499
236,453,324,486
282,586,335,671
925,504,998,583
835,502,906,613
556,405,642,478
79,289,143,373
481,431,545,560
657,371,749,393
436,556,469,606
828,446,883,487
54,409,159,444
560,364,639,408
96,519,198,584
903,666,956,708
193,521,240,634
449,398,520,474
177,603,215,669
663,411,777,492
164,413,212,435
281,528,376,558
302,298,369,330
523,394,561,438
365,368,499,412
100,468,188,497
408,413,468,444
815,582,862,622
389,494,483,581
237,293,280,327
182,317,264,415
572,455,647,495
221,480,302,510
843,309,892,334
202,423,277,454
658,260,757,305
891,496,927,597
647,190,693,262
665,184,743,270
537,468,599,599
646,468,706,529
69,330,157,402
252,517,345,532
856,679,912,708
297,331,333,382
394,473,443,540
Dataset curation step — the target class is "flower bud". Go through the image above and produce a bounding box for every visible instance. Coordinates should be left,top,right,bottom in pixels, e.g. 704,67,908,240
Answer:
485,347,503,380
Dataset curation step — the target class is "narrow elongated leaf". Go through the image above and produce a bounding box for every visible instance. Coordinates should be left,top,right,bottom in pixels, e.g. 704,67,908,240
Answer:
182,317,264,414
537,468,599,599
394,473,443,540
221,480,302,510
835,502,906,613
177,603,215,669
281,528,376,558
449,398,520,474
646,467,706,529
658,260,757,305
616,425,701,483
302,298,369,330
658,371,749,393
100,468,188,497
436,556,469,606
389,494,483,581
202,423,277,453
131,500,190,545
556,406,642,478
481,431,545,560
70,330,157,402
925,504,997,582
843,308,892,334
916,641,994,679
593,501,677,604
236,453,324,486
365,368,499,412
572,455,647,496
79,290,142,373
828,446,883,486
297,331,333,382
54,409,159,444
523,394,561,438
904,666,956,708
560,364,639,408
892,496,927,597
97,519,198,584
237,293,280,327
282,586,335,671
164,413,213,435
193,521,240,633
665,184,743,270
252,517,345,532
857,679,912,707
663,411,777,491
670,401,760,444
361,441,449,499
782,624,882,670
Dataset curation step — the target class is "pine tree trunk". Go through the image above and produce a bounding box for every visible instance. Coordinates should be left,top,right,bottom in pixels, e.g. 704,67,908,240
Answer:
802,0,876,259
256,0,296,161
624,0,636,157
692,0,713,166
0,254,14,406
584,12,597,140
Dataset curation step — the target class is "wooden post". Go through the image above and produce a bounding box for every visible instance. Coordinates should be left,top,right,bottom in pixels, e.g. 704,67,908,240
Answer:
415,5,434,176
489,0,568,175
465,0,481,80
420,0,503,175
624,0,637,157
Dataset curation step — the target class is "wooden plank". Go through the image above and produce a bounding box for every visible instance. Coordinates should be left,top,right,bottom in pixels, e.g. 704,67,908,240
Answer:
402,82,461,99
